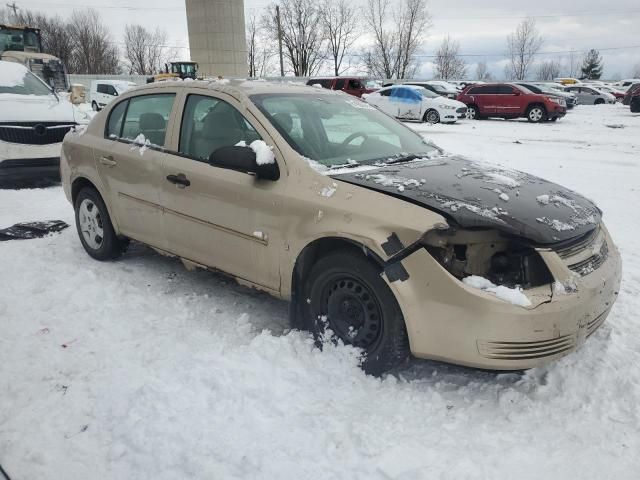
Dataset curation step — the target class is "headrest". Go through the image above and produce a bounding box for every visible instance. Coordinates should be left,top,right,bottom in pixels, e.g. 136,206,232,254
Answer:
139,112,165,131
272,112,293,134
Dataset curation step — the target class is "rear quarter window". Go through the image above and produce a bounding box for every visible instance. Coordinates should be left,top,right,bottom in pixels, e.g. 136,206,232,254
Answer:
105,100,128,139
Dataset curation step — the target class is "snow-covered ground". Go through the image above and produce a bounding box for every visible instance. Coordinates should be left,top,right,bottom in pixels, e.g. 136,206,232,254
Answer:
1,104,639,479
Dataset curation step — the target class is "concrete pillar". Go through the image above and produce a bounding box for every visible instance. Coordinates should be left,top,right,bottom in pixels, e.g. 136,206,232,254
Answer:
185,0,247,78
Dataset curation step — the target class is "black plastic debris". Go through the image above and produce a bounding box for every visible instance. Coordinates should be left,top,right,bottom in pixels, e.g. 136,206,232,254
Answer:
0,220,69,241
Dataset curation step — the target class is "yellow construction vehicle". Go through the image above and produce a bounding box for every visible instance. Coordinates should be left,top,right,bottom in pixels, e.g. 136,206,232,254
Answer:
0,23,68,91
146,61,199,83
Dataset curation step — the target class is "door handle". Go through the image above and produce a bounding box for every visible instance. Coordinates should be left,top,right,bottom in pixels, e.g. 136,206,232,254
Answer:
166,173,191,188
99,155,117,167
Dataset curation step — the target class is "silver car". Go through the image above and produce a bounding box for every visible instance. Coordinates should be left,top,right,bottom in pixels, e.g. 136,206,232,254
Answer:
564,85,615,105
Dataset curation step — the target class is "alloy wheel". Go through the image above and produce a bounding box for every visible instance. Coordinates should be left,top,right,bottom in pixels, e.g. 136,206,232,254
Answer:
529,107,544,122
78,198,104,250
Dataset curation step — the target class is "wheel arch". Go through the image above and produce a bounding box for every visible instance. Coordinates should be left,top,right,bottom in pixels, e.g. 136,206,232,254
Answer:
71,176,120,233
289,236,386,328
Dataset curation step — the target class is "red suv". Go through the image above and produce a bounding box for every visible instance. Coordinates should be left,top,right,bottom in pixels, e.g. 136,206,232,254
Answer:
306,77,375,98
457,83,567,123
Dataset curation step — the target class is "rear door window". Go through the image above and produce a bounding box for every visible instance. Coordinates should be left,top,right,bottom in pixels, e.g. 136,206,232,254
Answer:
120,94,176,147
334,79,346,90
497,85,516,94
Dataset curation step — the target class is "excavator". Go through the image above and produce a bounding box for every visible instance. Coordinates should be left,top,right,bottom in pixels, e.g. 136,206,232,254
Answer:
146,61,199,83
0,23,68,91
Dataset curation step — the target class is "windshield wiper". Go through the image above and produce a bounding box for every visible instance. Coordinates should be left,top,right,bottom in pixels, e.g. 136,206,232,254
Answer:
384,153,426,165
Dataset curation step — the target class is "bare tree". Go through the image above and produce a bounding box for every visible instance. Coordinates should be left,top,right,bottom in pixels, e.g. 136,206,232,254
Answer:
506,17,543,80
67,9,120,74
0,7,9,23
563,51,581,78
247,14,275,77
364,0,431,79
433,35,465,80
262,0,325,76
475,61,492,81
536,59,561,81
319,0,358,76
123,24,170,75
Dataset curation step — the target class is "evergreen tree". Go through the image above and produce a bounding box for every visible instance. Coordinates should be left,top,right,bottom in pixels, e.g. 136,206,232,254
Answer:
581,49,603,79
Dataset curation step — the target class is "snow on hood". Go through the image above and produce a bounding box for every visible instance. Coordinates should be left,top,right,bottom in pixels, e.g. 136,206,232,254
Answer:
0,93,75,123
331,156,601,245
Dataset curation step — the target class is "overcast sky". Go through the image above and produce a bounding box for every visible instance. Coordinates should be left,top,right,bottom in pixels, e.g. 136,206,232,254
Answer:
11,0,640,79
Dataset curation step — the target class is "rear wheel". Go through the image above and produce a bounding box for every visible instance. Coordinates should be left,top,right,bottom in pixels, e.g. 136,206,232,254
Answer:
423,109,440,124
466,105,481,120
526,105,547,123
594,98,605,105
300,251,410,375
74,187,125,261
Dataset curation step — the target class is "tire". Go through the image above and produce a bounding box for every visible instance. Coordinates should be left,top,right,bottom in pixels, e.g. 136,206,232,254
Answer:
594,98,605,105
300,250,410,375
74,187,125,261
466,105,481,120
631,98,640,113
526,105,547,123
423,109,440,124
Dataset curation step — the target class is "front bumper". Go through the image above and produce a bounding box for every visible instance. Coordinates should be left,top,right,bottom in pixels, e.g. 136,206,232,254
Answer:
0,141,62,181
388,226,622,369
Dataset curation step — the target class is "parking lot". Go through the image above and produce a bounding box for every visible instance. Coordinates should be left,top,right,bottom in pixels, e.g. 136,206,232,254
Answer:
1,103,639,479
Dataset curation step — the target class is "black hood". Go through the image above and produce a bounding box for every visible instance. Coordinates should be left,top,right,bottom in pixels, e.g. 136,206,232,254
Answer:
331,156,600,245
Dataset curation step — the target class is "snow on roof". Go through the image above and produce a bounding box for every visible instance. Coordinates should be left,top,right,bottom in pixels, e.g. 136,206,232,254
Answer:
0,60,29,88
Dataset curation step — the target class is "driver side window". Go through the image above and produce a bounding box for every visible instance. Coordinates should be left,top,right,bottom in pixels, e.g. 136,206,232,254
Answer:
179,94,261,162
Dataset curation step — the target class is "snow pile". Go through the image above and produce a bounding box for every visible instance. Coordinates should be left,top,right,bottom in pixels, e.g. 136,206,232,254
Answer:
130,133,151,156
236,140,275,165
463,275,532,307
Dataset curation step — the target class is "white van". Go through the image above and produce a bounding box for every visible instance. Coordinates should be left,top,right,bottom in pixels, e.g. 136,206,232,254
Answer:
90,80,137,111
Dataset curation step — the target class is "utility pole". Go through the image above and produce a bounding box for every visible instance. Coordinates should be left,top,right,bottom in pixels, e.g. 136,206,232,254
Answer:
6,2,19,18
276,5,284,77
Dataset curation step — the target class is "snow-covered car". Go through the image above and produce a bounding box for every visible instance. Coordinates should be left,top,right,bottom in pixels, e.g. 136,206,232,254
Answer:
0,60,76,182
364,84,467,123
60,80,621,375
564,85,615,105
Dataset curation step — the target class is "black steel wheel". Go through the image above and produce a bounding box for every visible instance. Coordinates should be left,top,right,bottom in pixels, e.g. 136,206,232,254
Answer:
301,250,410,375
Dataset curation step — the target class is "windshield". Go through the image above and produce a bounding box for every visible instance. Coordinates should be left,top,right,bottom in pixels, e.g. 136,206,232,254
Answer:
0,27,41,53
251,93,437,168
0,63,53,96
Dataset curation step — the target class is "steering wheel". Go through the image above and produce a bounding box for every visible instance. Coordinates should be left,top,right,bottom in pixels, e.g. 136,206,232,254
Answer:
341,132,369,149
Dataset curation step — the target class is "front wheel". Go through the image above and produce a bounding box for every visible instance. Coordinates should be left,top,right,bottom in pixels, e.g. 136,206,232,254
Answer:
300,251,410,375
423,109,440,124
526,105,547,123
74,187,125,261
594,98,605,105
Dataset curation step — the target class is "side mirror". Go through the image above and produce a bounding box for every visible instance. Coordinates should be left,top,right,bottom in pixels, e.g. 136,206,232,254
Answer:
209,146,279,181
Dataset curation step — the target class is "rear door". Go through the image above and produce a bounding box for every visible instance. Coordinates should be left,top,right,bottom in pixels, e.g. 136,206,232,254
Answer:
333,78,346,93
160,92,284,292
469,85,497,115
93,92,178,247
494,85,522,116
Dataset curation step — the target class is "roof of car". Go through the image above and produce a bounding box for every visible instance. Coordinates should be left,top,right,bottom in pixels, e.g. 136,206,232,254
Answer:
125,78,344,98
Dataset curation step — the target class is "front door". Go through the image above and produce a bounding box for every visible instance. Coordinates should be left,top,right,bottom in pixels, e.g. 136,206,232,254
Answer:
161,92,283,292
93,92,178,247
494,85,522,116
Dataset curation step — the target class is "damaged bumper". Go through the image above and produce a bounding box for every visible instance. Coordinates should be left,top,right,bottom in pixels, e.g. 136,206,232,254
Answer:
385,225,622,369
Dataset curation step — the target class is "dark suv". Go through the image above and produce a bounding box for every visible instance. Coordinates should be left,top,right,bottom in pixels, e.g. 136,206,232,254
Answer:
306,77,375,98
457,83,567,123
